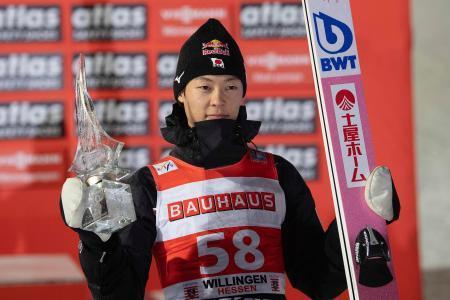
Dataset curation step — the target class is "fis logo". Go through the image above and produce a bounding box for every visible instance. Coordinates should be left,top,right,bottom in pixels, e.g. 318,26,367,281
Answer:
153,160,178,175
157,53,178,89
71,4,147,41
0,5,61,41
240,2,306,39
93,99,149,136
119,146,150,170
0,54,62,91
72,53,147,89
313,12,357,72
0,101,64,139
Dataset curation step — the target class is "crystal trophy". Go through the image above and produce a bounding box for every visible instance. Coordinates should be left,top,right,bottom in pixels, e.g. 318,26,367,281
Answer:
69,54,136,235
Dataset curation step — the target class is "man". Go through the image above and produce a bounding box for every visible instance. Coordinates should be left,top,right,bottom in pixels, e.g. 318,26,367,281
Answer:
61,19,398,300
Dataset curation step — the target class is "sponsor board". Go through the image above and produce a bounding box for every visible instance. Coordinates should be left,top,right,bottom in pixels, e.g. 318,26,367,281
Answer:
246,97,315,134
155,3,230,40
0,101,64,139
0,147,65,188
71,4,147,41
261,144,318,180
244,44,313,88
119,146,151,170
93,99,149,136
72,53,147,89
157,53,178,89
0,53,63,91
0,5,61,42
240,1,306,39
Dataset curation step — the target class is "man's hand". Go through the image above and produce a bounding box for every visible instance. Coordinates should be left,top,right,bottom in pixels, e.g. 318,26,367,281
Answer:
364,166,400,223
61,177,112,242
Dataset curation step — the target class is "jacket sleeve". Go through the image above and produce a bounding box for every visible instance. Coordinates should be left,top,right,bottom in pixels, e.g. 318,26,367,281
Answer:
64,167,157,300
274,155,347,299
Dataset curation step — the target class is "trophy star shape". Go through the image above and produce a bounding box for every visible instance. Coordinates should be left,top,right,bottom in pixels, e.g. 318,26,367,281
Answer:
69,54,136,234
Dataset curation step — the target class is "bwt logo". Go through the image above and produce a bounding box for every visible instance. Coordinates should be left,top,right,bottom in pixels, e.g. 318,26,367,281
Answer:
313,12,356,72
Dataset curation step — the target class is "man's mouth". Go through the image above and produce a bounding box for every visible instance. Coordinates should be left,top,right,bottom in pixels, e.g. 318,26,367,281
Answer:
206,114,229,120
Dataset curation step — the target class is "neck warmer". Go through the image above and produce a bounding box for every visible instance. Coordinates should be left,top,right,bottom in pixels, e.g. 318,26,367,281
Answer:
160,104,261,169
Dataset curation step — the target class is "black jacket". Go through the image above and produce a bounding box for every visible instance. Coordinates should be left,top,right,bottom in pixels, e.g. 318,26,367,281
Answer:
63,105,347,300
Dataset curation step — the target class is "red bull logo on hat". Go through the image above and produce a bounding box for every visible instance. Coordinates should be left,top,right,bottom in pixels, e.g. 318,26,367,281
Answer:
202,39,230,56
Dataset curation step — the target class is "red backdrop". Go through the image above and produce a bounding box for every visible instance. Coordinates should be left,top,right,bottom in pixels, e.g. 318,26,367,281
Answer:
0,0,420,299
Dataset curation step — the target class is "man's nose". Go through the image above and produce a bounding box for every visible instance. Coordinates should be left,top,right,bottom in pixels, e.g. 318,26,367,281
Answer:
210,88,225,106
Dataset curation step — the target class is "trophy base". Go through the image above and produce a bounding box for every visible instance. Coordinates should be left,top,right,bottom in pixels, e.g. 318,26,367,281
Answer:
83,215,135,235
80,179,136,235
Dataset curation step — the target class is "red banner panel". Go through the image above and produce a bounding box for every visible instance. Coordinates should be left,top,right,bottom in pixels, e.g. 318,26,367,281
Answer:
0,0,420,299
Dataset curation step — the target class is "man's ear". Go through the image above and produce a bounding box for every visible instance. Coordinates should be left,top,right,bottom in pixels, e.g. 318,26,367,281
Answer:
177,91,185,104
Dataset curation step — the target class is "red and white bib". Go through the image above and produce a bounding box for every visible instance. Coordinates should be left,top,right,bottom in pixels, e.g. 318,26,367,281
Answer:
150,150,286,300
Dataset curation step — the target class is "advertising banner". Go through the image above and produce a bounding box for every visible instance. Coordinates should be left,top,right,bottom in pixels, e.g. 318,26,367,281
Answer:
0,1,419,299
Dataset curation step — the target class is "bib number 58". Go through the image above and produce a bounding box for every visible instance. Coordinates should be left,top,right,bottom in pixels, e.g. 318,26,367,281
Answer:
196,229,264,275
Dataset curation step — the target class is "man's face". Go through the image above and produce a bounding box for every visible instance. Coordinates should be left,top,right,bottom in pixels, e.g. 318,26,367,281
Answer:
177,75,244,127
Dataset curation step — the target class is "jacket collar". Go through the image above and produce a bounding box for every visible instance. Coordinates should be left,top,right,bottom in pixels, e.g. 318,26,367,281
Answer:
160,104,261,168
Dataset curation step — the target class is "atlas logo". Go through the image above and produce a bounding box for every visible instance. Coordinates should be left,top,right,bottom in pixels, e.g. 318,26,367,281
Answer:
240,2,306,38
0,5,60,41
262,145,318,180
94,99,149,136
71,4,147,41
157,53,178,89
168,191,276,222
153,160,178,175
72,53,147,89
119,147,150,170
0,101,64,139
313,12,356,72
246,98,315,134
0,54,62,91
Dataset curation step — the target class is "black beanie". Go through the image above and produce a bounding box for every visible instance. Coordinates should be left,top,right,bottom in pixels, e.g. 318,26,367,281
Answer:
173,18,247,101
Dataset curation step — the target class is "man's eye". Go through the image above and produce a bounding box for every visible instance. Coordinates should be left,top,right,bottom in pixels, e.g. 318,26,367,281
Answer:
227,85,237,90
197,86,210,90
